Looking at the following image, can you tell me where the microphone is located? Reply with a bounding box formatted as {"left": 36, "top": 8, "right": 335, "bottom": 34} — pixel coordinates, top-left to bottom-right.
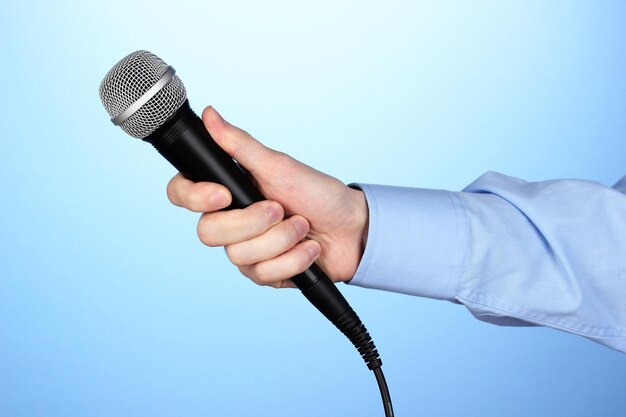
{"left": 99, "top": 50, "right": 393, "bottom": 416}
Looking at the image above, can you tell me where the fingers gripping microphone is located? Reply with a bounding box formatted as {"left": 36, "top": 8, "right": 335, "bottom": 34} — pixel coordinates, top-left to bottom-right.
{"left": 99, "top": 51, "right": 393, "bottom": 417}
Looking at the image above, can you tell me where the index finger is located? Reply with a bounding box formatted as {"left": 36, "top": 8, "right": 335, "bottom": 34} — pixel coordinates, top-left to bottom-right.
{"left": 166, "top": 173, "right": 232, "bottom": 213}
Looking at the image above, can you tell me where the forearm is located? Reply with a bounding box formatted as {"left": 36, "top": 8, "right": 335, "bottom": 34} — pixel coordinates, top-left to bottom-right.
{"left": 348, "top": 172, "right": 626, "bottom": 353}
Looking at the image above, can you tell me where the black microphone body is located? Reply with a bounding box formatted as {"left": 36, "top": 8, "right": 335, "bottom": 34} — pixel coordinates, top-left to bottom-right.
{"left": 145, "top": 100, "right": 373, "bottom": 337}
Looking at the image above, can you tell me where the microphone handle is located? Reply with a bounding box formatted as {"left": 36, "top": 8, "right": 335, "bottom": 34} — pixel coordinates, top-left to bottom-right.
{"left": 144, "top": 100, "right": 351, "bottom": 323}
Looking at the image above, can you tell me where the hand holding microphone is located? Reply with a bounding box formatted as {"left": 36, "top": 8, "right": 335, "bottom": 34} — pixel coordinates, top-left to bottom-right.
{"left": 99, "top": 50, "right": 393, "bottom": 417}
{"left": 166, "top": 105, "right": 369, "bottom": 289}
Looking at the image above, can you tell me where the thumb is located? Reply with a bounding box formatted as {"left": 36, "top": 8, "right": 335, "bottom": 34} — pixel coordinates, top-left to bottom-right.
{"left": 202, "top": 106, "right": 276, "bottom": 176}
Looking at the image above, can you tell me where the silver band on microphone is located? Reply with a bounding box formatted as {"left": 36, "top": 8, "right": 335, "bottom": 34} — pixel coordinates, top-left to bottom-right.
{"left": 111, "top": 66, "right": 176, "bottom": 126}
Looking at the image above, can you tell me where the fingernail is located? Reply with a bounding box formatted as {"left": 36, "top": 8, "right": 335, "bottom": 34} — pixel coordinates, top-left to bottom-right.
{"left": 267, "top": 203, "right": 283, "bottom": 222}
{"left": 293, "top": 217, "right": 308, "bottom": 235}
{"left": 210, "top": 190, "right": 230, "bottom": 208}
{"left": 307, "top": 243, "right": 321, "bottom": 260}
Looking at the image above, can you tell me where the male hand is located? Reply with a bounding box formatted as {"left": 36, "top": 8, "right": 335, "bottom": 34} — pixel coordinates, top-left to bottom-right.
{"left": 166, "top": 107, "right": 368, "bottom": 288}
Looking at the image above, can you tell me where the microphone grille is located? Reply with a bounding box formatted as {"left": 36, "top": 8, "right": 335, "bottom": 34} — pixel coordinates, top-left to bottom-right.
{"left": 99, "top": 50, "right": 187, "bottom": 138}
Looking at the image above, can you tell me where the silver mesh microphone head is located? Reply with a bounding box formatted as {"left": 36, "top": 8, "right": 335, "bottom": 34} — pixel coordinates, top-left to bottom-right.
{"left": 99, "top": 50, "right": 187, "bottom": 138}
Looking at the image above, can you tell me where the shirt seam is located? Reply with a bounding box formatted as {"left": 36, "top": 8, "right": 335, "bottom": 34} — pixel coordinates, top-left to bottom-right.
{"left": 448, "top": 191, "right": 471, "bottom": 300}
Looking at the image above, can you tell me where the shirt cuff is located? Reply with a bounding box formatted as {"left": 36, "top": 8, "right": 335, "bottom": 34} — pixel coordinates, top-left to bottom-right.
{"left": 346, "top": 183, "right": 469, "bottom": 301}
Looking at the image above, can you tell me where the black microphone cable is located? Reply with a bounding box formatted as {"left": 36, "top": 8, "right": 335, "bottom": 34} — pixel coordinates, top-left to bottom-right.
{"left": 375, "top": 367, "right": 394, "bottom": 417}
{"left": 99, "top": 50, "right": 394, "bottom": 417}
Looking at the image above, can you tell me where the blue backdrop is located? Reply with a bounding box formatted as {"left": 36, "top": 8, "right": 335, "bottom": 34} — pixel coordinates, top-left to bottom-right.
{"left": 1, "top": 1, "right": 624, "bottom": 416}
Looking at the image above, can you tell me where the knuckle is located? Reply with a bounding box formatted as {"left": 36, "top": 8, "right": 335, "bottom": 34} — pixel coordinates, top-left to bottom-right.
{"left": 239, "top": 266, "right": 263, "bottom": 286}
{"left": 237, "top": 265, "right": 249, "bottom": 276}
{"left": 225, "top": 245, "right": 244, "bottom": 266}
{"left": 188, "top": 190, "right": 205, "bottom": 211}
{"left": 271, "top": 152, "right": 298, "bottom": 176}
{"left": 196, "top": 216, "right": 218, "bottom": 246}
{"left": 166, "top": 177, "right": 180, "bottom": 205}
{"left": 252, "top": 264, "right": 274, "bottom": 284}
{"left": 272, "top": 151, "right": 293, "bottom": 165}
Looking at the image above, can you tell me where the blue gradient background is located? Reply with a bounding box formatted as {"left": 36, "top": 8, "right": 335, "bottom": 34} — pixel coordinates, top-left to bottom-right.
{"left": 1, "top": 1, "right": 625, "bottom": 416}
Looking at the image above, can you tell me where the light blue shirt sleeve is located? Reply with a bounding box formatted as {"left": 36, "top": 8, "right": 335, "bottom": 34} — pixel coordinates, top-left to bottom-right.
{"left": 348, "top": 171, "right": 626, "bottom": 353}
